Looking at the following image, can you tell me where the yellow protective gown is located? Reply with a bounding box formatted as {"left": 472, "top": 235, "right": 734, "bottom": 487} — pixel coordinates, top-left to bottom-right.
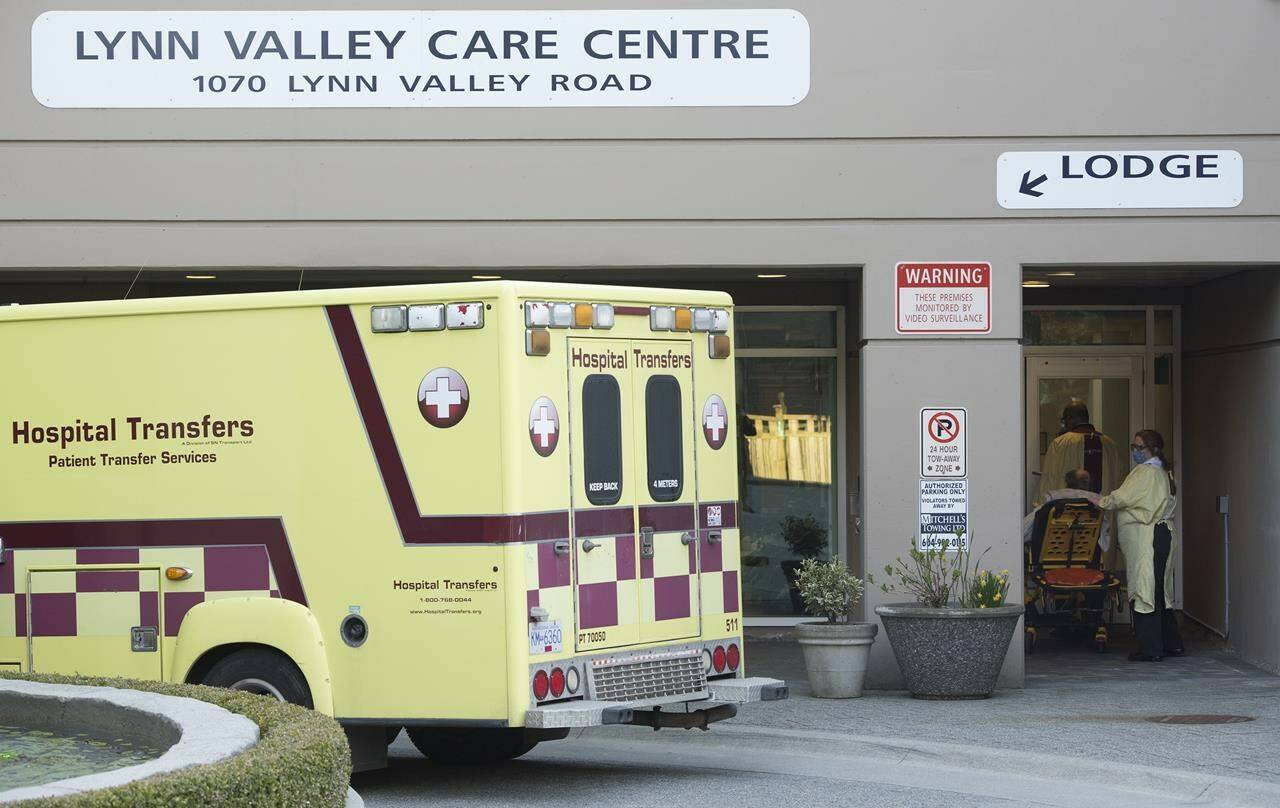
{"left": 1034, "top": 428, "right": 1123, "bottom": 508}
{"left": 1099, "top": 462, "right": 1176, "bottom": 614}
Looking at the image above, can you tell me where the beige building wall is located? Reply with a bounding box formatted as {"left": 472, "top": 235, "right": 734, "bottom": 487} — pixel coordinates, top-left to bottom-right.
{"left": 4, "top": 1, "right": 1280, "bottom": 681}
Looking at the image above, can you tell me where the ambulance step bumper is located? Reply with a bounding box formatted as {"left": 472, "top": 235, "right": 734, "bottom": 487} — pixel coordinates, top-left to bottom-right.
{"left": 524, "top": 701, "right": 640, "bottom": 729}
{"left": 706, "top": 676, "right": 789, "bottom": 703}
{"left": 525, "top": 678, "right": 787, "bottom": 729}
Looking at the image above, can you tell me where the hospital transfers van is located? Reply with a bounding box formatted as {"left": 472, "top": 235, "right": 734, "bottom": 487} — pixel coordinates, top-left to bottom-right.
{"left": 0, "top": 281, "right": 785, "bottom": 768}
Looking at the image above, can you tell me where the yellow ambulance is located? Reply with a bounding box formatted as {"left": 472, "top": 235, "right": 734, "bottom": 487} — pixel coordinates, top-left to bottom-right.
{"left": 0, "top": 281, "right": 784, "bottom": 768}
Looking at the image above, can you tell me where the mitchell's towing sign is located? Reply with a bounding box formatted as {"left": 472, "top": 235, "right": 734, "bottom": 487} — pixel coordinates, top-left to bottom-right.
{"left": 997, "top": 150, "right": 1243, "bottom": 210}
{"left": 31, "top": 9, "right": 810, "bottom": 108}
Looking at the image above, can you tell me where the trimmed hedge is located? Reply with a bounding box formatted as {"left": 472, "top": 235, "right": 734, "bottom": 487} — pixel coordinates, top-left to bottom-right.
{"left": 0, "top": 672, "right": 350, "bottom": 807}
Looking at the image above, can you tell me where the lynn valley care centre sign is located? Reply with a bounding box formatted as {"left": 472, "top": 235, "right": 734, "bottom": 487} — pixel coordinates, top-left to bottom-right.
{"left": 31, "top": 9, "right": 811, "bottom": 108}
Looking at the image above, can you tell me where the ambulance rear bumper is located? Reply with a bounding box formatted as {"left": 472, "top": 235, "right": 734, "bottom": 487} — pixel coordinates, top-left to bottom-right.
{"left": 524, "top": 676, "right": 787, "bottom": 729}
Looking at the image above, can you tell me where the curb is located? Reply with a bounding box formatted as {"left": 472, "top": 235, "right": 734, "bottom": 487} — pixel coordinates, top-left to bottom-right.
{"left": 0, "top": 679, "right": 258, "bottom": 803}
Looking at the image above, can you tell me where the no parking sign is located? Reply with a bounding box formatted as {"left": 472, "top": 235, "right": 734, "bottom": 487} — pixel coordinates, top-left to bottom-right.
{"left": 921, "top": 407, "right": 966, "bottom": 478}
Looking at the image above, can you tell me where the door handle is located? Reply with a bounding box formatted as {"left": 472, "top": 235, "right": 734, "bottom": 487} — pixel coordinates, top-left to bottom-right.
{"left": 582, "top": 539, "right": 600, "bottom": 552}
{"left": 553, "top": 540, "right": 570, "bottom": 556}
{"left": 680, "top": 532, "right": 696, "bottom": 546}
{"left": 639, "top": 527, "right": 655, "bottom": 559}
{"left": 706, "top": 531, "right": 722, "bottom": 545}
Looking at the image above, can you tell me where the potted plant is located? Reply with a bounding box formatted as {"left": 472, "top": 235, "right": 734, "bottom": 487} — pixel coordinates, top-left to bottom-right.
{"left": 869, "top": 536, "right": 1019, "bottom": 699}
{"left": 779, "top": 514, "right": 828, "bottom": 613}
{"left": 794, "top": 558, "right": 877, "bottom": 698}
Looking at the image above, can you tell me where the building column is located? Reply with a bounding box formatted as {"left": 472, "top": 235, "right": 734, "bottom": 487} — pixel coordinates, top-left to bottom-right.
{"left": 859, "top": 258, "right": 1025, "bottom": 687}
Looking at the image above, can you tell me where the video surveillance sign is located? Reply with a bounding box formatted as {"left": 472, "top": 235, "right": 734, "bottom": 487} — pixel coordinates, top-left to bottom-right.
{"left": 31, "top": 9, "right": 811, "bottom": 108}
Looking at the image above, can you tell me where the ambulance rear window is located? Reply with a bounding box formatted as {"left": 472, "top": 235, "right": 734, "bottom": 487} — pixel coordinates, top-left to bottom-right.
{"left": 582, "top": 374, "right": 623, "bottom": 506}
{"left": 645, "top": 376, "right": 683, "bottom": 502}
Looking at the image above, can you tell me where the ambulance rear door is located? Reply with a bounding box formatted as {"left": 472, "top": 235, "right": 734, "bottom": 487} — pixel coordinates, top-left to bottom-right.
{"left": 567, "top": 338, "right": 640, "bottom": 651}
{"left": 631, "top": 340, "right": 700, "bottom": 644}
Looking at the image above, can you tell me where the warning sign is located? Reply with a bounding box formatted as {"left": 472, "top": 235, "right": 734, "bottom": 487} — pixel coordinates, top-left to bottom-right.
{"left": 920, "top": 479, "right": 968, "bottom": 552}
{"left": 921, "top": 407, "right": 966, "bottom": 478}
{"left": 896, "top": 262, "right": 991, "bottom": 334}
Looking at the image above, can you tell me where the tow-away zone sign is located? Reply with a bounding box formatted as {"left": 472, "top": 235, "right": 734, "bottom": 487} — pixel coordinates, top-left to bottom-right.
{"left": 896, "top": 262, "right": 991, "bottom": 335}
{"left": 997, "top": 150, "right": 1243, "bottom": 210}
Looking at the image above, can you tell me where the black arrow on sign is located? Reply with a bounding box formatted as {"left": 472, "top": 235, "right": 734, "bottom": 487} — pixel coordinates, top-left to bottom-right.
{"left": 1019, "top": 171, "right": 1048, "bottom": 197}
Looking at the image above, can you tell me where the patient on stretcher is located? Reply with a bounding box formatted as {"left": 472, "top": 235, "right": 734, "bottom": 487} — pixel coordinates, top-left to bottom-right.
{"left": 1023, "top": 468, "right": 1111, "bottom": 551}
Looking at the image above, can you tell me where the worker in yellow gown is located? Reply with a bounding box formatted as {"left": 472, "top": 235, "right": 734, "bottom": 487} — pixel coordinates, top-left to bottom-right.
{"left": 1034, "top": 401, "right": 1122, "bottom": 508}
{"left": 1099, "top": 429, "right": 1185, "bottom": 662}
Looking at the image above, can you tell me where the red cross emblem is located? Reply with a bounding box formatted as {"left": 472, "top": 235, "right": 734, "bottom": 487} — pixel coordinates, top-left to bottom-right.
{"left": 529, "top": 396, "right": 560, "bottom": 457}
{"left": 703, "top": 394, "right": 728, "bottom": 450}
{"left": 417, "top": 368, "right": 469, "bottom": 428}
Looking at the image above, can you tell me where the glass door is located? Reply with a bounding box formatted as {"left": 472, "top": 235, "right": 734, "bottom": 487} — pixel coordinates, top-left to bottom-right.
{"left": 735, "top": 308, "right": 844, "bottom": 620}
{"left": 1025, "top": 355, "right": 1143, "bottom": 511}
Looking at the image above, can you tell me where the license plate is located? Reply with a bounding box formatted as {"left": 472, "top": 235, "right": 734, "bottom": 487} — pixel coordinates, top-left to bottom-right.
{"left": 529, "top": 621, "right": 563, "bottom": 655}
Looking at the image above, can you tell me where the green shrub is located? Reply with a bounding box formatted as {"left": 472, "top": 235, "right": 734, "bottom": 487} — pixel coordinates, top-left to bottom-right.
{"left": 0, "top": 672, "right": 350, "bottom": 808}
{"left": 794, "top": 557, "right": 864, "bottom": 623}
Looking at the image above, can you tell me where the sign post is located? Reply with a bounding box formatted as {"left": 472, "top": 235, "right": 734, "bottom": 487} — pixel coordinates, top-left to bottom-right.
{"left": 920, "top": 407, "right": 968, "bottom": 551}
{"left": 997, "top": 150, "right": 1243, "bottom": 210}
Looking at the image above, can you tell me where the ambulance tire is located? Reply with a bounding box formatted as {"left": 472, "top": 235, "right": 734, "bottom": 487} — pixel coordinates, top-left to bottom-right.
{"left": 202, "top": 648, "right": 314, "bottom": 709}
{"left": 406, "top": 728, "right": 538, "bottom": 765}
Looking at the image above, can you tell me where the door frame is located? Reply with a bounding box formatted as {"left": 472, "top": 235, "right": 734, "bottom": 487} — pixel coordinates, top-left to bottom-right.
{"left": 1023, "top": 304, "right": 1182, "bottom": 606}
{"left": 736, "top": 305, "right": 847, "bottom": 627}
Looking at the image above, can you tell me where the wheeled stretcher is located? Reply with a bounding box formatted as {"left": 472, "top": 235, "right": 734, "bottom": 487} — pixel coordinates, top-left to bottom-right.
{"left": 1024, "top": 499, "right": 1122, "bottom": 653}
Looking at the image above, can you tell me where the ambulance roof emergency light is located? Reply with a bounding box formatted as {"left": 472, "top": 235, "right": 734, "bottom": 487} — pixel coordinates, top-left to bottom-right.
{"left": 371, "top": 305, "right": 408, "bottom": 333}
{"left": 446, "top": 302, "right": 484, "bottom": 329}
{"left": 524, "top": 301, "right": 551, "bottom": 328}
{"left": 549, "top": 302, "right": 574, "bottom": 329}
{"left": 710, "top": 309, "right": 730, "bottom": 333}
{"left": 650, "top": 306, "right": 675, "bottom": 331}
{"left": 691, "top": 307, "right": 714, "bottom": 332}
{"left": 408, "top": 304, "right": 444, "bottom": 332}
{"left": 592, "top": 304, "right": 615, "bottom": 329}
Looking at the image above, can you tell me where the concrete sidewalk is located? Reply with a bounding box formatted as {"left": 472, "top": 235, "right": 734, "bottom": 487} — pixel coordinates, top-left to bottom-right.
{"left": 738, "top": 622, "right": 1280, "bottom": 793}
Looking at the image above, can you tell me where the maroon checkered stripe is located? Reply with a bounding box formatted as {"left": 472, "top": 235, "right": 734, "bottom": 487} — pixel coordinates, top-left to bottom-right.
{"left": 523, "top": 501, "right": 741, "bottom": 625}
{"left": 2, "top": 545, "right": 279, "bottom": 638}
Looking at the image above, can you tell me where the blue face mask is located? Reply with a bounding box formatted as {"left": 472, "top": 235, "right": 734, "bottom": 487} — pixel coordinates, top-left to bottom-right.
{"left": 1131, "top": 448, "right": 1148, "bottom": 464}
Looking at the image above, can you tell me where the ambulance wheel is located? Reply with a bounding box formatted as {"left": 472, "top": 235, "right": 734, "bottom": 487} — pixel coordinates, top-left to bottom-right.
{"left": 406, "top": 728, "right": 538, "bottom": 765}
{"left": 202, "top": 648, "right": 313, "bottom": 709}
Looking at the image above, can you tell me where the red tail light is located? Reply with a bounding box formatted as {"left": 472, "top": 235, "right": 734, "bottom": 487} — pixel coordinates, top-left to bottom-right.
{"left": 550, "top": 667, "right": 566, "bottom": 698}
{"left": 712, "top": 645, "right": 727, "bottom": 673}
{"left": 727, "top": 643, "right": 741, "bottom": 671}
{"left": 532, "top": 669, "right": 550, "bottom": 700}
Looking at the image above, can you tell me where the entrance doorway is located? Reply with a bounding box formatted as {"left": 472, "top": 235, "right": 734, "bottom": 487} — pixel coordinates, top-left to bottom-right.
{"left": 1023, "top": 305, "right": 1181, "bottom": 606}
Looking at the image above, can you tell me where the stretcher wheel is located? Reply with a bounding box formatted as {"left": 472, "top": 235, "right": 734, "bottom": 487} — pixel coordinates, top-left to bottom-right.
{"left": 408, "top": 727, "right": 539, "bottom": 764}
{"left": 1094, "top": 626, "right": 1108, "bottom": 653}
{"left": 1025, "top": 627, "right": 1037, "bottom": 654}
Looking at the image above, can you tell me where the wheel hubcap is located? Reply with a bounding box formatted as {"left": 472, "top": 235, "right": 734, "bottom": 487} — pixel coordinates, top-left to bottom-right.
{"left": 229, "top": 677, "right": 285, "bottom": 701}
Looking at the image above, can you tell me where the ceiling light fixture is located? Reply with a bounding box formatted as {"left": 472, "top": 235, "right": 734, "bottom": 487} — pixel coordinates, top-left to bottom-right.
{"left": 757, "top": 273, "right": 788, "bottom": 279}
{"left": 1046, "top": 272, "right": 1077, "bottom": 277}
{"left": 1022, "top": 281, "right": 1051, "bottom": 288}
{"left": 185, "top": 274, "right": 217, "bottom": 280}
{"left": 471, "top": 274, "right": 502, "bottom": 280}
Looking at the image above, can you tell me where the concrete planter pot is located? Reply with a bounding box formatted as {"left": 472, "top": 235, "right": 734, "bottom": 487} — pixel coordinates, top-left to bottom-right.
{"left": 795, "top": 621, "right": 879, "bottom": 698}
{"left": 874, "top": 603, "right": 1022, "bottom": 699}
